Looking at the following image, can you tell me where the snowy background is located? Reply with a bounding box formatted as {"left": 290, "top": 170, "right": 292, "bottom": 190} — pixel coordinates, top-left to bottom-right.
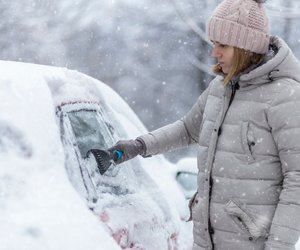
{"left": 1, "top": 0, "right": 300, "bottom": 161}
{"left": 1, "top": 1, "right": 300, "bottom": 156}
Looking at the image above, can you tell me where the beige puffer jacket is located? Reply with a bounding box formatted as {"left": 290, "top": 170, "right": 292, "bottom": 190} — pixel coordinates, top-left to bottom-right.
{"left": 139, "top": 36, "right": 300, "bottom": 250}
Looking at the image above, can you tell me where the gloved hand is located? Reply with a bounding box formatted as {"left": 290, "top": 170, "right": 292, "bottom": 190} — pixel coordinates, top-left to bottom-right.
{"left": 108, "top": 139, "right": 145, "bottom": 164}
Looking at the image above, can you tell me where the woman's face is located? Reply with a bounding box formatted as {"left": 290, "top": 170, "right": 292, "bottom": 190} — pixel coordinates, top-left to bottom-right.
{"left": 211, "top": 41, "right": 235, "bottom": 74}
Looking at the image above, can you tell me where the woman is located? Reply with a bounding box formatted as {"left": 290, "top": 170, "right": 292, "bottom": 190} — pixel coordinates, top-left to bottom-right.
{"left": 109, "top": 0, "right": 300, "bottom": 249}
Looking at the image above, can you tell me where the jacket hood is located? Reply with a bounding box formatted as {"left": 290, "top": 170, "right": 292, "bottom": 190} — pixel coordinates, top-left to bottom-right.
{"left": 239, "top": 36, "right": 300, "bottom": 87}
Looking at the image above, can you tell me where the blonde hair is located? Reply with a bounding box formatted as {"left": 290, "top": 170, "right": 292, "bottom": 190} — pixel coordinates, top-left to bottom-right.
{"left": 213, "top": 47, "right": 264, "bottom": 85}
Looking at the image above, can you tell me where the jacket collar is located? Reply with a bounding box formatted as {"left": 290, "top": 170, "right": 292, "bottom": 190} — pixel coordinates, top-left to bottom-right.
{"left": 238, "top": 36, "right": 300, "bottom": 88}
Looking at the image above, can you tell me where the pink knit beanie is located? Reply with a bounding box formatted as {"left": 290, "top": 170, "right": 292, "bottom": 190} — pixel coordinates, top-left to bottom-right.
{"left": 207, "top": 0, "right": 270, "bottom": 54}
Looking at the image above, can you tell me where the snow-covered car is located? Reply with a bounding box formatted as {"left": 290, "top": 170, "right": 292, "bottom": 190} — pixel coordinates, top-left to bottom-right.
{"left": 174, "top": 157, "right": 198, "bottom": 199}
{"left": 0, "top": 60, "right": 192, "bottom": 250}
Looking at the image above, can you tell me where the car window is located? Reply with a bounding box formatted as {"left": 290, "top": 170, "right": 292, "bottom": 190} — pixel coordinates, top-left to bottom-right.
{"left": 176, "top": 171, "right": 197, "bottom": 192}
{"left": 56, "top": 102, "right": 140, "bottom": 205}
{"left": 67, "top": 109, "right": 114, "bottom": 158}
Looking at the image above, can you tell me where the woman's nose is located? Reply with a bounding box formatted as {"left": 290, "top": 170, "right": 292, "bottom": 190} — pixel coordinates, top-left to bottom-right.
{"left": 211, "top": 47, "right": 220, "bottom": 58}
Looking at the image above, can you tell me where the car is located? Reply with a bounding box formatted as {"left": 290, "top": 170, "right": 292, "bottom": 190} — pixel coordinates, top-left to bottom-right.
{"left": 0, "top": 60, "right": 192, "bottom": 250}
{"left": 0, "top": 61, "right": 121, "bottom": 250}
{"left": 174, "top": 157, "right": 198, "bottom": 200}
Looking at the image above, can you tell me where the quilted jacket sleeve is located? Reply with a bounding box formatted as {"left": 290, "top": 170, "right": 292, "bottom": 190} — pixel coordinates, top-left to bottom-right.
{"left": 138, "top": 83, "right": 211, "bottom": 157}
{"left": 265, "top": 80, "right": 300, "bottom": 250}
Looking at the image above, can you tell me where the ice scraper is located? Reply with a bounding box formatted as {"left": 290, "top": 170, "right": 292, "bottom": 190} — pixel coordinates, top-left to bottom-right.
{"left": 86, "top": 149, "right": 123, "bottom": 175}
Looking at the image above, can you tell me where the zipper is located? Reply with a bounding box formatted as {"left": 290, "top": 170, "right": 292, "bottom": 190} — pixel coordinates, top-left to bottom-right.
{"left": 207, "top": 81, "right": 239, "bottom": 248}
{"left": 218, "top": 81, "right": 239, "bottom": 135}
